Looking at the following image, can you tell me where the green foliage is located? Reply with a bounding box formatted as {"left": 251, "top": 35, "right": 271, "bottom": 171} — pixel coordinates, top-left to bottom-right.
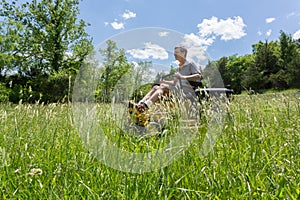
{"left": 0, "top": 0, "right": 93, "bottom": 103}
{"left": 0, "top": 82, "right": 10, "bottom": 102}
{"left": 242, "top": 62, "right": 266, "bottom": 92}
{"left": 279, "top": 31, "right": 300, "bottom": 88}
{"left": 130, "top": 83, "right": 153, "bottom": 102}
{"left": 96, "top": 40, "right": 133, "bottom": 103}
{"left": 217, "top": 55, "right": 253, "bottom": 93}
{"left": 73, "top": 54, "right": 100, "bottom": 103}
{"left": 216, "top": 31, "right": 300, "bottom": 93}
{"left": 202, "top": 61, "right": 224, "bottom": 87}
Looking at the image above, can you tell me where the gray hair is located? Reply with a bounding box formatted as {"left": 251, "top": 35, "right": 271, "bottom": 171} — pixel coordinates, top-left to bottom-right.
{"left": 174, "top": 46, "right": 187, "bottom": 57}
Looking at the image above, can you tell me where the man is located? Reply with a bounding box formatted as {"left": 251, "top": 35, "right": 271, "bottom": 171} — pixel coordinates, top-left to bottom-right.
{"left": 128, "top": 46, "right": 202, "bottom": 126}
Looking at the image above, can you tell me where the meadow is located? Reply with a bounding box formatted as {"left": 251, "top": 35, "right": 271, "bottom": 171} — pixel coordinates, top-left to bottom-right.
{"left": 0, "top": 91, "right": 299, "bottom": 199}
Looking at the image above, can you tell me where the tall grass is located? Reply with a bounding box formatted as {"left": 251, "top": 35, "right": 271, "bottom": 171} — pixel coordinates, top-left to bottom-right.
{"left": 0, "top": 91, "right": 299, "bottom": 199}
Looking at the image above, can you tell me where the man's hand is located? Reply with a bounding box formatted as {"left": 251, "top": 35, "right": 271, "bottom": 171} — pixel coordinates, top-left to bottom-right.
{"left": 174, "top": 72, "right": 183, "bottom": 79}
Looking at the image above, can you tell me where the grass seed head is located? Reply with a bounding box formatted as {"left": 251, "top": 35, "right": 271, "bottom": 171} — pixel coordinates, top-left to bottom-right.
{"left": 28, "top": 168, "right": 43, "bottom": 176}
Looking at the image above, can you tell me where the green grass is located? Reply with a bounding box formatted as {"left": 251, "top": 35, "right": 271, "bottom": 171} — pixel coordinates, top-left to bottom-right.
{"left": 0, "top": 91, "right": 300, "bottom": 199}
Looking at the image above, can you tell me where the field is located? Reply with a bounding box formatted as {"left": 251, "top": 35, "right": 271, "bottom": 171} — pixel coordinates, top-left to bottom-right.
{"left": 0, "top": 91, "right": 300, "bottom": 199}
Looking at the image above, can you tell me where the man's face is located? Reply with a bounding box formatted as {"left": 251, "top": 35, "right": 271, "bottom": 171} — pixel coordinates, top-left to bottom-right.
{"left": 174, "top": 48, "right": 185, "bottom": 61}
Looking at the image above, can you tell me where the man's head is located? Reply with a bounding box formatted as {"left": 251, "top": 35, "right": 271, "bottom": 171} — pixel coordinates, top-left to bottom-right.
{"left": 174, "top": 46, "right": 187, "bottom": 63}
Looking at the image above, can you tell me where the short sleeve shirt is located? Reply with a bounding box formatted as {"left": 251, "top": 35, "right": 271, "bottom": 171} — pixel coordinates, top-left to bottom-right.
{"left": 177, "top": 61, "right": 201, "bottom": 87}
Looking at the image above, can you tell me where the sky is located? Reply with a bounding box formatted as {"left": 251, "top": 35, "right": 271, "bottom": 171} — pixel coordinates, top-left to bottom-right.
{"left": 78, "top": 0, "right": 300, "bottom": 65}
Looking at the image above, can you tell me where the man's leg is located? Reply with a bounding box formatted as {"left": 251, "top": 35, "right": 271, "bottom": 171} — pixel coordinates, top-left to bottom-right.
{"left": 139, "top": 85, "right": 160, "bottom": 103}
{"left": 137, "top": 85, "right": 170, "bottom": 112}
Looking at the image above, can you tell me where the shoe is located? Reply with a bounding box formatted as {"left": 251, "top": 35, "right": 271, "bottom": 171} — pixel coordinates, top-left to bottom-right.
{"left": 128, "top": 100, "right": 150, "bottom": 127}
{"left": 136, "top": 102, "right": 149, "bottom": 113}
{"left": 128, "top": 100, "right": 135, "bottom": 114}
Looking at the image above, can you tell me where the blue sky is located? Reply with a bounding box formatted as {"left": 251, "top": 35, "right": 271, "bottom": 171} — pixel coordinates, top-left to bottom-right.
{"left": 78, "top": 0, "right": 300, "bottom": 62}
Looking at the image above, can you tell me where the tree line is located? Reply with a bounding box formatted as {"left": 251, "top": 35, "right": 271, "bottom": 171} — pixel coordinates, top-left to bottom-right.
{"left": 215, "top": 31, "right": 300, "bottom": 94}
{"left": 1, "top": 0, "right": 299, "bottom": 103}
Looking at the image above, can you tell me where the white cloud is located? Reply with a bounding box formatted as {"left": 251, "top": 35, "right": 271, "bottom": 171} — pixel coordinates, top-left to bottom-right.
{"left": 126, "top": 42, "right": 169, "bottom": 60}
{"left": 178, "top": 16, "right": 247, "bottom": 65}
{"left": 287, "top": 12, "right": 300, "bottom": 18}
{"left": 265, "top": 17, "right": 276, "bottom": 24}
{"left": 293, "top": 29, "right": 300, "bottom": 40}
{"left": 106, "top": 10, "right": 136, "bottom": 30}
{"left": 111, "top": 21, "right": 124, "bottom": 30}
{"left": 197, "top": 16, "right": 246, "bottom": 41}
{"left": 287, "top": 12, "right": 295, "bottom": 18}
{"left": 257, "top": 31, "right": 263, "bottom": 36}
{"left": 183, "top": 33, "right": 214, "bottom": 47}
{"left": 122, "top": 10, "right": 136, "bottom": 20}
{"left": 181, "top": 33, "right": 210, "bottom": 65}
{"left": 158, "top": 31, "right": 169, "bottom": 37}
{"left": 266, "top": 29, "right": 272, "bottom": 37}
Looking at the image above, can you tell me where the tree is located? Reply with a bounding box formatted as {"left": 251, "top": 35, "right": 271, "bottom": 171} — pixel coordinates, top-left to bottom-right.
{"left": 278, "top": 31, "right": 300, "bottom": 88}
{"left": 250, "top": 40, "right": 281, "bottom": 90}
{"left": 215, "top": 55, "right": 254, "bottom": 94}
{"left": 0, "top": 0, "right": 93, "bottom": 102}
{"left": 0, "top": 1, "right": 26, "bottom": 79}
{"left": 216, "top": 56, "right": 230, "bottom": 86}
{"left": 241, "top": 59, "right": 263, "bottom": 92}
{"left": 202, "top": 60, "right": 224, "bottom": 88}
{"left": 97, "top": 40, "right": 132, "bottom": 103}
{"left": 129, "top": 61, "right": 155, "bottom": 102}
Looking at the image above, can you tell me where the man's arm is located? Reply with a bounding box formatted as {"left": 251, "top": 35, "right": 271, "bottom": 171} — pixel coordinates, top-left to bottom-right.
{"left": 160, "top": 79, "right": 177, "bottom": 86}
{"left": 174, "top": 72, "right": 201, "bottom": 81}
